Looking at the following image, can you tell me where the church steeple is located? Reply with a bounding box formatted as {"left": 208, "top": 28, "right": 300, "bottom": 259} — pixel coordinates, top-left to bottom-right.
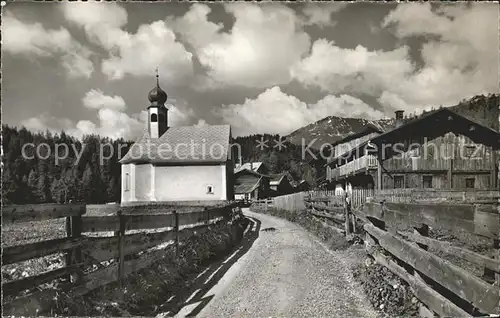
{"left": 147, "top": 68, "right": 168, "bottom": 138}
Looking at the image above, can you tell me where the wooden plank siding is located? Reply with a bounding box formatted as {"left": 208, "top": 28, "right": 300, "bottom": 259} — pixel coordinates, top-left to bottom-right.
{"left": 379, "top": 133, "right": 498, "bottom": 190}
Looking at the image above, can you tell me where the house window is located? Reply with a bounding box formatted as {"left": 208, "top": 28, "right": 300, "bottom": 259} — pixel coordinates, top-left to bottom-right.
{"left": 151, "top": 113, "right": 158, "bottom": 122}
{"left": 423, "top": 175, "right": 433, "bottom": 188}
{"left": 125, "top": 173, "right": 130, "bottom": 191}
{"left": 465, "top": 178, "right": 475, "bottom": 189}
{"left": 206, "top": 185, "right": 214, "bottom": 194}
{"left": 394, "top": 175, "right": 404, "bottom": 189}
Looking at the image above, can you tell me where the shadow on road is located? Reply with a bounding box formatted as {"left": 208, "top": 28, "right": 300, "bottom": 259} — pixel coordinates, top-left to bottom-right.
{"left": 158, "top": 216, "right": 261, "bottom": 317}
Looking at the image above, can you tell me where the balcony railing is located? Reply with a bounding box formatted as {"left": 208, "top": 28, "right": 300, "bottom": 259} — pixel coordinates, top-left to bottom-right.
{"left": 330, "top": 155, "right": 378, "bottom": 180}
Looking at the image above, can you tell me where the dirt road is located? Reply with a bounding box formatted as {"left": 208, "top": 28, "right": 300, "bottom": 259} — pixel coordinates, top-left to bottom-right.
{"left": 173, "top": 209, "right": 379, "bottom": 318}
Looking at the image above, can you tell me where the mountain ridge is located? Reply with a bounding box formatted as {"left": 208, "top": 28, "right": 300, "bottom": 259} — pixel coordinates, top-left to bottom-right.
{"left": 286, "top": 94, "right": 499, "bottom": 150}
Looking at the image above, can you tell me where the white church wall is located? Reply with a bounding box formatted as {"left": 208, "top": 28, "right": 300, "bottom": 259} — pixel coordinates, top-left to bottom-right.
{"left": 154, "top": 164, "right": 227, "bottom": 201}
{"left": 135, "top": 164, "right": 153, "bottom": 201}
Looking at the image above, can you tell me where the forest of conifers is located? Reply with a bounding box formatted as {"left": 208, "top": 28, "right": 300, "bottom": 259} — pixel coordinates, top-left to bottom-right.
{"left": 2, "top": 126, "right": 322, "bottom": 205}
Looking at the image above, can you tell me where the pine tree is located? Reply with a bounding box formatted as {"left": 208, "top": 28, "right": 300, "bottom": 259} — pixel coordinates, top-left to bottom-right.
{"left": 107, "top": 176, "right": 118, "bottom": 203}
{"left": 81, "top": 163, "right": 93, "bottom": 203}
{"left": 27, "top": 170, "right": 38, "bottom": 203}
{"left": 51, "top": 179, "right": 61, "bottom": 203}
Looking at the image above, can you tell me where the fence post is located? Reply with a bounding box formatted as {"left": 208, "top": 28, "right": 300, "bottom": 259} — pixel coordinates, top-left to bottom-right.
{"left": 483, "top": 238, "right": 499, "bottom": 284}
{"left": 65, "top": 205, "right": 85, "bottom": 284}
{"left": 205, "top": 207, "right": 210, "bottom": 225}
{"left": 413, "top": 224, "right": 429, "bottom": 251}
{"left": 117, "top": 210, "right": 126, "bottom": 293}
{"left": 344, "top": 199, "right": 351, "bottom": 236}
{"left": 351, "top": 211, "right": 357, "bottom": 234}
{"left": 173, "top": 210, "right": 179, "bottom": 257}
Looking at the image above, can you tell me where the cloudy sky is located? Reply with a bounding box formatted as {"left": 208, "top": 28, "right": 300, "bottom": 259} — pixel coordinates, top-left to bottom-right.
{"left": 3, "top": 2, "right": 498, "bottom": 139}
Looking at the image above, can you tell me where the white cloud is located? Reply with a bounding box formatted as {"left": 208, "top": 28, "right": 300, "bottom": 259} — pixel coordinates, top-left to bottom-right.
{"left": 21, "top": 90, "right": 195, "bottom": 140}
{"left": 3, "top": 11, "right": 94, "bottom": 78}
{"left": 301, "top": 3, "right": 346, "bottom": 27}
{"left": 292, "top": 3, "right": 497, "bottom": 114}
{"left": 195, "top": 119, "right": 207, "bottom": 127}
{"left": 83, "top": 89, "right": 126, "bottom": 111}
{"left": 61, "top": 2, "right": 194, "bottom": 82}
{"left": 217, "top": 86, "right": 383, "bottom": 136}
{"left": 21, "top": 114, "right": 74, "bottom": 134}
{"left": 291, "top": 39, "right": 413, "bottom": 97}
{"left": 74, "top": 102, "right": 194, "bottom": 140}
{"left": 76, "top": 91, "right": 194, "bottom": 139}
{"left": 380, "top": 2, "right": 498, "bottom": 110}
{"left": 170, "top": 3, "right": 311, "bottom": 89}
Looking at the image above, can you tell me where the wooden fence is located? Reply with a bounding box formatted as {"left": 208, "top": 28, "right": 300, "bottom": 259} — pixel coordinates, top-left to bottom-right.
{"left": 2, "top": 203, "right": 241, "bottom": 316}
{"left": 372, "top": 188, "right": 499, "bottom": 204}
{"left": 309, "top": 188, "right": 498, "bottom": 207}
{"left": 262, "top": 190, "right": 500, "bottom": 316}
{"left": 356, "top": 201, "right": 499, "bottom": 317}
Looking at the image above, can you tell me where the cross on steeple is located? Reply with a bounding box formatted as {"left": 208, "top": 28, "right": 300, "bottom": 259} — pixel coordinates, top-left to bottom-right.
{"left": 155, "top": 67, "right": 159, "bottom": 85}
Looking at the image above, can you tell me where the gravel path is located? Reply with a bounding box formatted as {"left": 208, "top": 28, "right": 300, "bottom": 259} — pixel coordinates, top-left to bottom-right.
{"left": 181, "top": 209, "right": 379, "bottom": 318}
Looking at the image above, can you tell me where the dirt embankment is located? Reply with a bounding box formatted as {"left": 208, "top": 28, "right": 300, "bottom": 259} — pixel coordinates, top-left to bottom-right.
{"left": 250, "top": 205, "right": 352, "bottom": 250}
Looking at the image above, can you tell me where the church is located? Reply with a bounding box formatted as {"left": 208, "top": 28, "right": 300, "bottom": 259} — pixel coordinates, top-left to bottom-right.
{"left": 120, "top": 73, "right": 234, "bottom": 205}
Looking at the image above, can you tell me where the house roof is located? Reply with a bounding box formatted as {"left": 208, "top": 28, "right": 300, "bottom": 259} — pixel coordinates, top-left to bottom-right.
{"left": 269, "top": 173, "right": 286, "bottom": 186}
{"left": 234, "top": 172, "right": 262, "bottom": 194}
{"left": 120, "top": 124, "right": 231, "bottom": 164}
{"left": 234, "top": 168, "right": 269, "bottom": 178}
{"left": 372, "top": 107, "right": 500, "bottom": 157}
{"left": 234, "top": 162, "right": 263, "bottom": 174}
{"left": 326, "top": 107, "right": 500, "bottom": 167}
{"left": 329, "top": 123, "right": 384, "bottom": 148}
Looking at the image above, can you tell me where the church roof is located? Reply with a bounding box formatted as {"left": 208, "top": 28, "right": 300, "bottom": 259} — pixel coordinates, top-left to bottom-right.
{"left": 120, "top": 124, "right": 231, "bottom": 164}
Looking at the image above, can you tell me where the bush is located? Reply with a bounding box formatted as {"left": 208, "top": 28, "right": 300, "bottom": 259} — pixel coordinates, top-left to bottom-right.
{"left": 43, "top": 217, "right": 248, "bottom": 317}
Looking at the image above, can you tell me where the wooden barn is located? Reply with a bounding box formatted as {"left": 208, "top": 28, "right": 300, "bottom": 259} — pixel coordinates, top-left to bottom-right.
{"left": 327, "top": 102, "right": 500, "bottom": 191}
{"left": 294, "top": 180, "right": 310, "bottom": 192}
{"left": 268, "top": 173, "right": 294, "bottom": 196}
{"left": 234, "top": 161, "right": 267, "bottom": 175}
{"left": 234, "top": 169, "right": 270, "bottom": 201}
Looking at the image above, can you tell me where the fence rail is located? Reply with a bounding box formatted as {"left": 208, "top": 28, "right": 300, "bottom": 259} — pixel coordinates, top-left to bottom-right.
{"left": 372, "top": 189, "right": 499, "bottom": 203}
{"left": 357, "top": 201, "right": 499, "bottom": 316}
{"left": 2, "top": 203, "right": 241, "bottom": 316}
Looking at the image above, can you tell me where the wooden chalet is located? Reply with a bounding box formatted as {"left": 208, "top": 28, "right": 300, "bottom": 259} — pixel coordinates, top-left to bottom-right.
{"left": 234, "top": 168, "right": 270, "bottom": 201}
{"left": 234, "top": 161, "right": 267, "bottom": 175}
{"left": 294, "top": 180, "right": 310, "bottom": 192}
{"left": 327, "top": 106, "right": 500, "bottom": 191}
{"left": 268, "top": 173, "right": 294, "bottom": 196}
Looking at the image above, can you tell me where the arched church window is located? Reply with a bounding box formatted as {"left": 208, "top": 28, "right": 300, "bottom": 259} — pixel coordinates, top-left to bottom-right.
{"left": 151, "top": 113, "right": 158, "bottom": 122}
{"left": 158, "top": 113, "right": 164, "bottom": 124}
{"left": 125, "top": 173, "right": 130, "bottom": 191}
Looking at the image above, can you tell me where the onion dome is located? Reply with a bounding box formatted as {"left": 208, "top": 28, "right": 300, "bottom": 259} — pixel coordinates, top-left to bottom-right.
{"left": 148, "top": 71, "right": 167, "bottom": 105}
